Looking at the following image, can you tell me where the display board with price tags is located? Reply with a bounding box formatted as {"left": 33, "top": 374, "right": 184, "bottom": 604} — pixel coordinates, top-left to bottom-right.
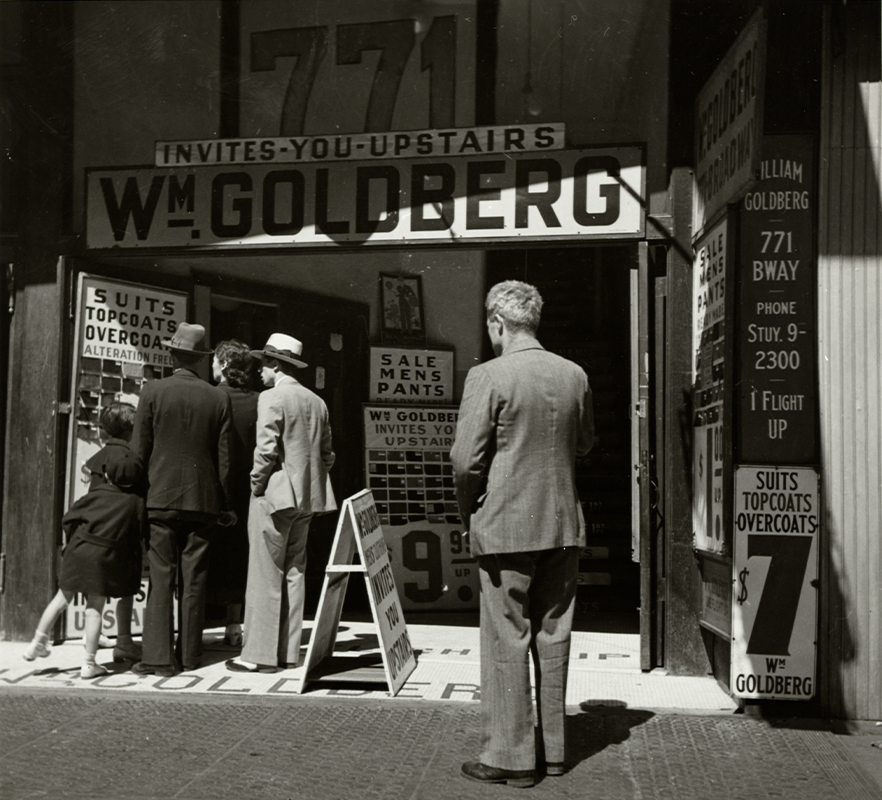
{"left": 731, "top": 465, "right": 819, "bottom": 699}
{"left": 363, "top": 404, "right": 479, "bottom": 611}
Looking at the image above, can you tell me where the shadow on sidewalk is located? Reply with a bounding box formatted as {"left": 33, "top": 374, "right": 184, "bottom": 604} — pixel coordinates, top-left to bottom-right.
{"left": 566, "top": 703, "right": 655, "bottom": 765}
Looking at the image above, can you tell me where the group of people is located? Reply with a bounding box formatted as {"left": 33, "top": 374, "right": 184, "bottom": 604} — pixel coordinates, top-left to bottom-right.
{"left": 24, "top": 325, "right": 336, "bottom": 679}
{"left": 24, "top": 279, "right": 595, "bottom": 788}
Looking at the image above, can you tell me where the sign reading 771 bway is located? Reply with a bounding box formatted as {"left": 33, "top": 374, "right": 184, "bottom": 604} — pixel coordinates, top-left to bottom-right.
{"left": 731, "top": 466, "right": 819, "bottom": 699}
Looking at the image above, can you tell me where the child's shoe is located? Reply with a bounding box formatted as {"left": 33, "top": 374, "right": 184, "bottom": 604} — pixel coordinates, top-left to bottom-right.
{"left": 23, "top": 634, "right": 51, "bottom": 661}
{"left": 224, "top": 623, "right": 243, "bottom": 647}
{"left": 81, "top": 662, "right": 109, "bottom": 680}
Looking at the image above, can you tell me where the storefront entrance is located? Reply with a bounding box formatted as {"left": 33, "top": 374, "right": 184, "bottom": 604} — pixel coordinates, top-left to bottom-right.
{"left": 487, "top": 246, "right": 640, "bottom": 628}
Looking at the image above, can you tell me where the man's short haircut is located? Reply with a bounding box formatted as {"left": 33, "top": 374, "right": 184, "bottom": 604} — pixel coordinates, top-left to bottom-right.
{"left": 99, "top": 401, "right": 136, "bottom": 438}
{"left": 485, "top": 280, "right": 543, "bottom": 334}
{"left": 263, "top": 356, "right": 298, "bottom": 377}
{"left": 171, "top": 350, "right": 204, "bottom": 369}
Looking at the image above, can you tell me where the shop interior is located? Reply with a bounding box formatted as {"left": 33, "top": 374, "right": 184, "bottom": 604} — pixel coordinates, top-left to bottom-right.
{"left": 80, "top": 242, "right": 640, "bottom": 634}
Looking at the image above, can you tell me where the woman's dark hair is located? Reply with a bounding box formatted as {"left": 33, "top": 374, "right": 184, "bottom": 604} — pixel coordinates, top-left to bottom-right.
{"left": 99, "top": 401, "right": 136, "bottom": 438}
{"left": 215, "top": 339, "right": 253, "bottom": 389}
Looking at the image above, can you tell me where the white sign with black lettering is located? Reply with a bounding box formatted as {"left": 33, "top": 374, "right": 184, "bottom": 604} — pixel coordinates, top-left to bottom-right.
{"left": 369, "top": 346, "right": 453, "bottom": 403}
{"left": 731, "top": 466, "right": 819, "bottom": 699}
{"left": 85, "top": 146, "right": 645, "bottom": 249}
{"left": 300, "top": 489, "right": 416, "bottom": 695}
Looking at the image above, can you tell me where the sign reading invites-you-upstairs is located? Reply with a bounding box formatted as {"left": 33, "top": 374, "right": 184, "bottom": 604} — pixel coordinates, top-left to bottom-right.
{"left": 85, "top": 142, "right": 645, "bottom": 249}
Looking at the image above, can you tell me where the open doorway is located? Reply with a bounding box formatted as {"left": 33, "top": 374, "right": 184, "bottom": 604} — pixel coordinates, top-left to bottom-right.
{"left": 486, "top": 246, "right": 640, "bottom": 633}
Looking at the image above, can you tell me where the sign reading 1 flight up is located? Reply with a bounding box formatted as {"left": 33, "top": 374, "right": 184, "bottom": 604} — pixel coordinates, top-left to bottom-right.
{"left": 736, "top": 134, "right": 817, "bottom": 464}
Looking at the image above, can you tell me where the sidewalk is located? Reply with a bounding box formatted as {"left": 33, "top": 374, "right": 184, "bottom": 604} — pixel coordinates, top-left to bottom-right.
{"left": 0, "top": 616, "right": 735, "bottom": 709}
{"left": 2, "top": 617, "right": 881, "bottom": 800}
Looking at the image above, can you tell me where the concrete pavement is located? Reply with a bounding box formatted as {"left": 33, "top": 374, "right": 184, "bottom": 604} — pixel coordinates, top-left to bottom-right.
{"left": 2, "top": 616, "right": 881, "bottom": 799}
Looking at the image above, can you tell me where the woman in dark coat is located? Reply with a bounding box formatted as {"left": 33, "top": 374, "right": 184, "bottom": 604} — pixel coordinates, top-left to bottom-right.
{"left": 207, "top": 339, "right": 259, "bottom": 646}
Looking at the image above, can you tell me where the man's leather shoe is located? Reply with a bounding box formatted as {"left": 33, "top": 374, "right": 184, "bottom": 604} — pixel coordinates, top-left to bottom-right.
{"left": 545, "top": 761, "right": 567, "bottom": 776}
{"left": 461, "top": 761, "right": 535, "bottom": 788}
{"left": 225, "top": 659, "right": 281, "bottom": 674}
{"left": 131, "top": 661, "right": 179, "bottom": 677}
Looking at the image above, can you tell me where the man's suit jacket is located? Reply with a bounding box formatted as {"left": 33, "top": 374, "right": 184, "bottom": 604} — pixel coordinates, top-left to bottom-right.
{"left": 133, "top": 369, "right": 233, "bottom": 516}
{"left": 450, "top": 340, "right": 595, "bottom": 556}
{"left": 250, "top": 374, "right": 337, "bottom": 515}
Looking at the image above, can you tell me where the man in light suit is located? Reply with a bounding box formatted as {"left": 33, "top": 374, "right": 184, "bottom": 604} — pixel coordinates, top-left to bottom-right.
{"left": 227, "top": 333, "right": 336, "bottom": 674}
{"left": 131, "top": 323, "right": 234, "bottom": 677}
{"left": 451, "top": 281, "right": 595, "bottom": 788}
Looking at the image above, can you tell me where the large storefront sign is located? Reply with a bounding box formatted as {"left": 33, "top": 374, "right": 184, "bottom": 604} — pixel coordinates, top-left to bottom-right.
{"left": 66, "top": 275, "right": 188, "bottom": 509}
{"left": 692, "top": 218, "right": 731, "bottom": 555}
{"left": 238, "top": 1, "right": 477, "bottom": 137}
{"left": 736, "top": 134, "right": 817, "bottom": 463}
{"left": 731, "top": 466, "right": 819, "bottom": 699}
{"left": 85, "top": 146, "right": 646, "bottom": 249}
{"left": 363, "top": 404, "right": 478, "bottom": 611}
{"left": 692, "top": 7, "right": 766, "bottom": 238}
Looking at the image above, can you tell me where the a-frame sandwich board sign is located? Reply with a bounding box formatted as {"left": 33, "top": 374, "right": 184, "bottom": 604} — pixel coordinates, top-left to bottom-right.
{"left": 296, "top": 489, "right": 417, "bottom": 695}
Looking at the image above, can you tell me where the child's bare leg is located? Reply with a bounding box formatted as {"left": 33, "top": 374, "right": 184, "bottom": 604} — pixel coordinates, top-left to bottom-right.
{"left": 23, "top": 590, "right": 73, "bottom": 660}
{"left": 82, "top": 595, "right": 109, "bottom": 679}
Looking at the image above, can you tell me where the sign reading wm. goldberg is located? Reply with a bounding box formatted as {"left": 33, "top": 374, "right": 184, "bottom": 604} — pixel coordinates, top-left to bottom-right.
{"left": 692, "top": 8, "right": 766, "bottom": 239}
{"left": 85, "top": 145, "right": 645, "bottom": 249}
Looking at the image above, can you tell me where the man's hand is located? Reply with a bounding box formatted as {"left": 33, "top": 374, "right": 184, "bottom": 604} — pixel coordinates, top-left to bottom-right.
{"left": 218, "top": 510, "right": 238, "bottom": 527}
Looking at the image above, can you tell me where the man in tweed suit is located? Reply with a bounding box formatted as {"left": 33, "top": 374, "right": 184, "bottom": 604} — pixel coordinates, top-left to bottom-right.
{"left": 451, "top": 281, "right": 595, "bottom": 788}
{"left": 226, "top": 333, "right": 336, "bottom": 674}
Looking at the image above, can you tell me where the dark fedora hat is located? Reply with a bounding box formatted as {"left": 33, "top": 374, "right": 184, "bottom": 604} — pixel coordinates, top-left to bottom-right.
{"left": 162, "top": 322, "right": 213, "bottom": 355}
{"left": 250, "top": 333, "right": 308, "bottom": 368}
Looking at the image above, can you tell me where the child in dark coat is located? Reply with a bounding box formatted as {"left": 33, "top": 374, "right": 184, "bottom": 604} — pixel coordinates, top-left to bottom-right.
{"left": 23, "top": 449, "right": 146, "bottom": 679}
{"left": 81, "top": 401, "right": 144, "bottom": 662}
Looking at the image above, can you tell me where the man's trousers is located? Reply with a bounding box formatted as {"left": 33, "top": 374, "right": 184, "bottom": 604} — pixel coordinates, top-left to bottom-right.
{"left": 477, "top": 547, "right": 580, "bottom": 771}
{"left": 142, "top": 516, "right": 215, "bottom": 669}
{"left": 241, "top": 495, "right": 314, "bottom": 667}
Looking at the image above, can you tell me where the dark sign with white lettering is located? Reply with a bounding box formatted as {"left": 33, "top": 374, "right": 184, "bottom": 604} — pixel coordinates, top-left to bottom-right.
{"left": 736, "top": 135, "right": 816, "bottom": 463}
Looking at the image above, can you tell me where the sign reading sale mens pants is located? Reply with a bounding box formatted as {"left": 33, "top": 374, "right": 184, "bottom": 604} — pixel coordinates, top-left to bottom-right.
{"left": 732, "top": 466, "right": 819, "bottom": 699}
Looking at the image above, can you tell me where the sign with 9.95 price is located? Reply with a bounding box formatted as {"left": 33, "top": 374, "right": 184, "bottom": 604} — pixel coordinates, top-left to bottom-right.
{"left": 363, "top": 404, "right": 479, "bottom": 611}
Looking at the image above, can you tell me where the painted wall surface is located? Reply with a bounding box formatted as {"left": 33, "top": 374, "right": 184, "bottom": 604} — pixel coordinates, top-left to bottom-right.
{"left": 73, "top": 1, "right": 223, "bottom": 214}
{"left": 495, "top": 0, "right": 669, "bottom": 213}
{"left": 817, "top": 2, "right": 882, "bottom": 721}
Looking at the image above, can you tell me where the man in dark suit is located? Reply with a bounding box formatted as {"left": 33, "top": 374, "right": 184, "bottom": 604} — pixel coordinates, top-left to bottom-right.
{"left": 451, "top": 281, "right": 595, "bottom": 788}
{"left": 131, "top": 323, "right": 234, "bottom": 676}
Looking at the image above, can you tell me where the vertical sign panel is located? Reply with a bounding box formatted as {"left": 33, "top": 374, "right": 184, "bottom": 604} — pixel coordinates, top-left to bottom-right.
{"left": 64, "top": 275, "right": 187, "bottom": 638}
{"left": 692, "top": 219, "right": 728, "bottom": 555}
{"left": 732, "top": 466, "right": 819, "bottom": 699}
{"left": 737, "top": 135, "right": 816, "bottom": 463}
{"left": 66, "top": 276, "right": 188, "bottom": 506}
{"left": 363, "top": 404, "right": 478, "bottom": 611}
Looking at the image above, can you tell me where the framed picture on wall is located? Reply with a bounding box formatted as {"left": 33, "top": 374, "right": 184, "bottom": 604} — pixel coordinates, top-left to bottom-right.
{"left": 380, "top": 272, "right": 425, "bottom": 346}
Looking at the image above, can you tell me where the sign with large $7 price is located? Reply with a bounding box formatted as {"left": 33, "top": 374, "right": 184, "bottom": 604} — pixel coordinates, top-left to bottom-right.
{"left": 732, "top": 466, "right": 819, "bottom": 699}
